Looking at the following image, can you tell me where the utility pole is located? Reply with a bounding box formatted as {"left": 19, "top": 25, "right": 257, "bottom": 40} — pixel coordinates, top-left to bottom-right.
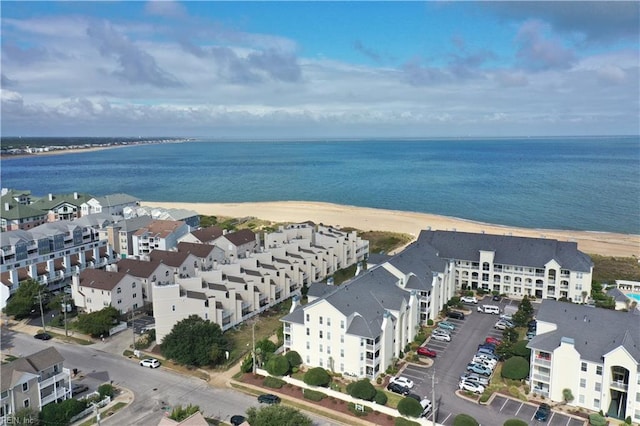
{"left": 131, "top": 308, "right": 135, "bottom": 349}
{"left": 252, "top": 321, "right": 256, "bottom": 374}
{"left": 431, "top": 364, "right": 436, "bottom": 426}
{"left": 37, "top": 288, "right": 46, "bottom": 333}
{"left": 62, "top": 292, "right": 68, "bottom": 337}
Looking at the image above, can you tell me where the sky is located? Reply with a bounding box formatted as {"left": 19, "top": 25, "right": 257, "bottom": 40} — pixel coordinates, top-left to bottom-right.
{"left": 1, "top": 1, "right": 639, "bottom": 138}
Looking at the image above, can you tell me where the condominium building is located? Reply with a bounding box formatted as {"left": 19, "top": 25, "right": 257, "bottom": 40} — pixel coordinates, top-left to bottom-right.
{"left": 282, "top": 230, "right": 593, "bottom": 379}
{"left": 131, "top": 220, "right": 190, "bottom": 256}
{"left": 417, "top": 230, "right": 593, "bottom": 302}
{"left": 0, "top": 221, "right": 113, "bottom": 308}
{"left": 104, "top": 215, "right": 154, "bottom": 259}
{"left": 212, "top": 229, "right": 259, "bottom": 260}
{"left": 179, "top": 226, "right": 224, "bottom": 244}
{"left": 71, "top": 268, "right": 143, "bottom": 314}
{"left": 527, "top": 300, "right": 639, "bottom": 422}
{"left": 1, "top": 191, "right": 47, "bottom": 232}
{"left": 0, "top": 347, "right": 71, "bottom": 424}
{"left": 30, "top": 192, "right": 93, "bottom": 222}
{"left": 81, "top": 193, "right": 140, "bottom": 216}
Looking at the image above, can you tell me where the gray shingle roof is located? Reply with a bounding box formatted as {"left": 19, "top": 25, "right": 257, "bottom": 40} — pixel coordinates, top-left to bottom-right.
{"left": 1, "top": 347, "right": 64, "bottom": 392}
{"left": 224, "top": 229, "right": 256, "bottom": 246}
{"left": 94, "top": 193, "right": 139, "bottom": 207}
{"left": 418, "top": 230, "right": 593, "bottom": 272}
{"left": 177, "top": 241, "right": 218, "bottom": 258}
{"left": 307, "top": 283, "right": 336, "bottom": 299}
{"left": 528, "top": 300, "right": 640, "bottom": 363}
{"left": 116, "top": 258, "right": 163, "bottom": 278}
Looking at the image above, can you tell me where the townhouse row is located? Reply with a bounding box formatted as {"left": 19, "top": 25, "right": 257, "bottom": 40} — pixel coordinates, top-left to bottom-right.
{"left": 282, "top": 229, "right": 594, "bottom": 380}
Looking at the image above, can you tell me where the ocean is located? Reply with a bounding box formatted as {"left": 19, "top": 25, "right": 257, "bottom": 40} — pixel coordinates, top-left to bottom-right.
{"left": 1, "top": 136, "right": 639, "bottom": 234}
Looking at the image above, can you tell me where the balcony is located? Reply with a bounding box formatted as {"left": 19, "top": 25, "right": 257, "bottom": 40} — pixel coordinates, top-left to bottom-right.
{"left": 610, "top": 380, "right": 628, "bottom": 391}
{"left": 534, "top": 357, "right": 551, "bottom": 367}
{"left": 533, "top": 373, "right": 550, "bottom": 382}
{"left": 284, "top": 324, "right": 291, "bottom": 333}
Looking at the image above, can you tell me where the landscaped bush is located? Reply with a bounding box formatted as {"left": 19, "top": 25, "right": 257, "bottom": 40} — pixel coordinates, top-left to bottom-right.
{"left": 263, "top": 376, "right": 286, "bottom": 389}
{"left": 346, "top": 379, "right": 377, "bottom": 401}
{"left": 479, "top": 392, "right": 491, "bottom": 403}
{"left": 374, "top": 390, "right": 388, "bottom": 405}
{"left": 395, "top": 417, "right": 420, "bottom": 426}
{"left": 511, "top": 340, "right": 531, "bottom": 359}
{"left": 427, "top": 319, "right": 434, "bottom": 326}
{"left": 453, "top": 413, "right": 479, "bottom": 426}
{"left": 501, "top": 356, "right": 529, "bottom": 380}
{"left": 240, "top": 354, "right": 254, "bottom": 373}
{"left": 503, "top": 419, "right": 528, "bottom": 426}
{"left": 303, "top": 389, "right": 327, "bottom": 402}
{"left": 97, "top": 383, "right": 115, "bottom": 398}
{"left": 588, "top": 413, "right": 607, "bottom": 426}
{"left": 303, "top": 367, "right": 331, "bottom": 387}
{"left": 397, "top": 397, "right": 423, "bottom": 417}
{"left": 265, "top": 354, "right": 290, "bottom": 376}
{"left": 284, "top": 350, "right": 303, "bottom": 368}
{"left": 40, "top": 398, "right": 88, "bottom": 426}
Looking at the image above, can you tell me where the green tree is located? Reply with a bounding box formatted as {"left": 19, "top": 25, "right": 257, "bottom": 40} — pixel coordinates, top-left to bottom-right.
{"left": 374, "top": 390, "right": 388, "bottom": 405}
{"left": 284, "top": 350, "right": 302, "bottom": 368}
{"left": 98, "top": 383, "right": 115, "bottom": 399}
{"left": 397, "top": 397, "right": 423, "bottom": 417}
{"left": 562, "top": 388, "right": 574, "bottom": 403}
{"left": 240, "top": 354, "right": 254, "bottom": 373}
{"left": 303, "top": 367, "right": 331, "bottom": 387}
{"left": 256, "top": 338, "right": 277, "bottom": 366}
{"left": 75, "top": 306, "right": 120, "bottom": 337}
{"left": 40, "top": 398, "right": 87, "bottom": 425}
{"left": 502, "top": 327, "right": 519, "bottom": 343}
{"left": 453, "top": 413, "right": 479, "bottom": 426}
{"left": 346, "top": 379, "right": 376, "bottom": 401}
{"left": 265, "top": 354, "right": 290, "bottom": 376}
{"left": 161, "top": 315, "right": 230, "bottom": 367}
{"left": 246, "top": 404, "right": 312, "bottom": 426}
{"left": 501, "top": 356, "right": 530, "bottom": 380}
{"left": 4, "top": 279, "right": 48, "bottom": 319}
{"left": 511, "top": 340, "right": 531, "bottom": 360}
{"left": 7, "top": 408, "right": 39, "bottom": 426}
{"left": 169, "top": 404, "right": 200, "bottom": 422}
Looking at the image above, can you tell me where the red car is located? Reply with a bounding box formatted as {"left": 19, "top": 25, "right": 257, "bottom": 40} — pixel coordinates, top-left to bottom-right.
{"left": 417, "top": 347, "right": 437, "bottom": 358}
{"left": 485, "top": 337, "right": 502, "bottom": 346}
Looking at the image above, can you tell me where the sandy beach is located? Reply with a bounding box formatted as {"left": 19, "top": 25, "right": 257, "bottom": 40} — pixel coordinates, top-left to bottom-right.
{"left": 141, "top": 201, "right": 640, "bottom": 257}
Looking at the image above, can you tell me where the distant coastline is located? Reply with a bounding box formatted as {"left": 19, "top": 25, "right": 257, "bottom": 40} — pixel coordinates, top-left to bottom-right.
{"left": 0, "top": 137, "right": 192, "bottom": 159}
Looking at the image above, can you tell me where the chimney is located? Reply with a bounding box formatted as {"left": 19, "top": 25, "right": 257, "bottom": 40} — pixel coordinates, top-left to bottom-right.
{"left": 49, "top": 193, "right": 53, "bottom": 201}
{"left": 4, "top": 202, "right": 9, "bottom": 211}
{"left": 74, "top": 192, "right": 78, "bottom": 199}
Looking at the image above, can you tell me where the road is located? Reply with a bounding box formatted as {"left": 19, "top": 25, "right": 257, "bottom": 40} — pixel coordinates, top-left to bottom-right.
{"left": 1, "top": 328, "right": 343, "bottom": 426}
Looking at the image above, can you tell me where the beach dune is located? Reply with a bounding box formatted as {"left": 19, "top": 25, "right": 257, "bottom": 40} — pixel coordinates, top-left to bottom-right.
{"left": 141, "top": 201, "right": 640, "bottom": 258}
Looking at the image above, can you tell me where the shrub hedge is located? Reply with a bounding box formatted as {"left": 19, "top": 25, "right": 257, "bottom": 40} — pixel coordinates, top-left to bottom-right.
{"left": 346, "top": 379, "right": 377, "bottom": 401}
{"left": 374, "top": 390, "right": 388, "bottom": 405}
{"left": 395, "top": 417, "right": 421, "bottom": 426}
{"left": 397, "top": 397, "right": 422, "bottom": 418}
{"left": 453, "top": 413, "right": 479, "bottom": 426}
{"left": 263, "top": 376, "right": 285, "bottom": 389}
{"left": 303, "top": 389, "right": 327, "bottom": 402}
{"left": 303, "top": 367, "right": 331, "bottom": 387}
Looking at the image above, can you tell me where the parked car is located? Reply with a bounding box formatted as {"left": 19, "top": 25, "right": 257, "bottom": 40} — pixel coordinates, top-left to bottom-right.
{"left": 387, "top": 382, "right": 411, "bottom": 395}
{"left": 406, "top": 393, "right": 422, "bottom": 401}
{"left": 431, "top": 332, "right": 451, "bottom": 342}
{"left": 494, "top": 320, "right": 513, "bottom": 330}
{"left": 230, "top": 415, "right": 246, "bottom": 426}
{"left": 446, "top": 311, "right": 465, "bottom": 320}
{"left": 474, "top": 352, "right": 499, "bottom": 362}
{"left": 492, "top": 295, "right": 502, "bottom": 302}
{"left": 390, "top": 376, "right": 414, "bottom": 389}
{"left": 485, "top": 337, "right": 502, "bottom": 345}
{"left": 499, "top": 314, "right": 513, "bottom": 322}
{"left": 534, "top": 403, "right": 551, "bottom": 421}
{"left": 71, "top": 383, "right": 89, "bottom": 396}
{"left": 527, "top": 330, "right": 536, "bottom": 340}
{"left": 472, "top": 357, "right": 497, "bottom": 369}
{"left": 478, "top": 343, "right": 496, "bottom": 352}
{"left": 257, "top": 394, "right": 281, "bottom": 404}
{"left": 459, "top": 380, "right": 485, "bottom": 394}
{"left": 139, "top": 358, "right": 160, "bottom": 368}
{"left": 438, "top": 321, "right": 456, "bottom": 330}
{"left": 433, "top": 328, "right": 451, "bottom": 336}
{"left": 417, "top": 347, "right": 437, "bottom": 357}
{"left": 460, "top": 296, "right": 478, "bottom": 304}
{"left": 459, "top": 373, "right": 489, "bottom": 386}
{"left": 34, "top": 332, "right": 52, "bottom": 340}
{"left": 419, "top": 398, "right": 433, "bottom": 416}
{"left": 466, "top": 363, "right": 492, "bottom": 376}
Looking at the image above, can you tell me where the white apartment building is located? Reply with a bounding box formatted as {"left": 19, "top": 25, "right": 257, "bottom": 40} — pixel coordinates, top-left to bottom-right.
{"left": 71, "top": 268, "right": 143, "bottom": 314}
{"left": 81, "top": 193, "right": 139, "bottom": 216}
{"left": 527, "top": 300, "right": 639, "bottom": 423}
{"left": 0, "top": 221, "right": 112, "bottom": 308}
{"left": 132, "top": 220, "right": 190, "bottom": 256}
{"left": 417, "top": 230, "right": 593, "bottom": 302}
{"left": 283, "top": 230, "right": 594, "bottom": 379}
{"left": 212, "top": 229, "right": 259, "bottom": 260}
{"left": 0, "top": 347, "right": 71, "bottom": 425}
{"left": 179, "top": 226, "right": 224, "bottom": 244}
{"left": 107, "top": 258, "right": 174, "bottom": 306}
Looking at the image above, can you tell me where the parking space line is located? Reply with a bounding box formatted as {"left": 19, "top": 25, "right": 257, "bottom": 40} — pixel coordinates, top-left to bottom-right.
{"left": 441, "top": 412, "right": 452, "bottom": 424}
{"left": 500, "top": 398, "right": 509, "bottom": 411}
{"left": 514, "top": 402, "right": 524, "bottom": 416}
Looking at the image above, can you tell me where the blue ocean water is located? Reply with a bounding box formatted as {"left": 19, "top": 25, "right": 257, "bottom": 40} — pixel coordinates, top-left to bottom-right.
{"left": 1, "top": 137, "right": 639, "bottom": 234}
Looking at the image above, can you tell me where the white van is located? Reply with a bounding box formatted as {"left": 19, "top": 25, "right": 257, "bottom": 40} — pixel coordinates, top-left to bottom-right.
{"left": 478, "top": 305, "right": 501, "bottom": 314}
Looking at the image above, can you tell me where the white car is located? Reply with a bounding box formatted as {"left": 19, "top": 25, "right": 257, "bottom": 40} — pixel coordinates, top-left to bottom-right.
{"left": 390, "top": 376, "right": 414, "bottom": 389}
{"left": 460, "top": 296, "right": 478, "bottom": 304}
{"left": 139, "top": 358, "right": 160, "bottom": 368}
{"left": 472, "top": 357, "right": 497, "bottom": 369}
{"left": 459, "top": 380, "right": 485, "bottom": 394}
{"left": 494, "top": 320, "right": 513, "bottom": 330}
{"left": 420, "top": 398, "right": 432, "bottom": 416}
{"left": 433, "top": 328, "right": 451, "bottom": 336}
{"left": 431, "top": 332, "right": 451, "bottom": 342}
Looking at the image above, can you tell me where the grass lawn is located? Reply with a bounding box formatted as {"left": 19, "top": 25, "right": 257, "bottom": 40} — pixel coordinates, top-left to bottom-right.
{"left": 383, "top": 390, "right": 404, "bottom": 409}
{"left": 223, "top": 299, "right": 292, "bottom": 367}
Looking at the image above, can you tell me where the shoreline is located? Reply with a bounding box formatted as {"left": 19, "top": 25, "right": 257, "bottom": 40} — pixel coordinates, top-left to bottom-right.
{"left": 140, "top": 200, "right": 640, "bottom": 257}
{"left": 1, "top": 139, "right": 188, "bottom": 159}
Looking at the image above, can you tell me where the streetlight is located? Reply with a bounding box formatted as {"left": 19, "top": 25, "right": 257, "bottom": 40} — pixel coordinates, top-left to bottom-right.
{"left": 252, "top": 321, "right": 256, "bottom": 374}
{"left": 36, "top": 288, "right": 46, "bottom": 333}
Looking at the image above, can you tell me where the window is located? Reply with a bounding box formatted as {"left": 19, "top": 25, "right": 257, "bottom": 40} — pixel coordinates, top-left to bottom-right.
{"left": 306, "top": 341, "right": 310, "bottom": 349}
{"left": 116, "top": 287, "right": 122, "bottom": 294}
{"left": 581, "top": 362, "right": 587, "bottom": 372}
{"left": 319, "top": 316, "right": 323, "bottom": 325}
{"left": 132, "top": 282, "right": 136, "bottom": 288}
{"left": 595, "top": 382, "right": 601, "bottom": 392}
{"left": 340, "top": 335, "right": 344, "bottom": 343}
{"left": 22, "top": 383, "right": 29, "bottom": 392}
{"left": 596, "top": 366, "right": 602, "bottom": 376}
{"left": 133, "top": 293, "right": 137, "bottom": 299}
{"left": 319, "top": 331, "right": 323, "bottom": 339}
{"left": 172, "top": 305, "right": 176, "bottom": 311}
{"left": 327, "top": 318, "right": 331, "bottom": 326}
{"left": 306, "top": 314, "right": 310, "bottom": 322}
{"left": 306, "top": 328, "right": 309, "bottom": 336}
{"left": 165, "top": 270, "right": 169, "bottom": 277}
{"left": 340, "top": 363, "right": 344, "bottom": 372}
{"left": 580, "top": 378, "right": 586, "bottom": 388}
{"left": 327, "top": 331, "right": 331, "bottom": 340}
{"left": 340, "top": 320, "right": 344, "bottom": 329}
{"left": 319, "top": 344, "right": 323, "bottom": 353}
{"left": 340, "top": 349, "right": 344, "bottom": 358}
{"left": 117, "top": 299, "right": 122, "bottom": 305}
{"left": 327, "top": 346, "right": 331, "bottom": 355}
{"left": 579, "top": 394, "right": 585, "bottom": 404}
{"left": 306, "top": 356, "right": 310, "bottom": 363}
{"left": 23, "top": 399, "right": 30, "bottom": 408}
{"left": 319, "top": 359, "right": 323, "bottom": 367}
{"left": 593, "top": 398, "right": 600, "bottom": 408}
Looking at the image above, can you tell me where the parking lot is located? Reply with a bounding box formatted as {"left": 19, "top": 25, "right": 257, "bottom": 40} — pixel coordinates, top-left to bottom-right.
{"left": 490, "top": 395, "right": 586, "bottom": 426}
{"left": 130, "top": 315, "right": 155, "bottom": 335}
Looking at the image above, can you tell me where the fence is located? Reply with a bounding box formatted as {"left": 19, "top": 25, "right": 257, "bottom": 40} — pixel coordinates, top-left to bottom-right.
{"left": 69, "top": 394, "right": 111, "bottom": 424}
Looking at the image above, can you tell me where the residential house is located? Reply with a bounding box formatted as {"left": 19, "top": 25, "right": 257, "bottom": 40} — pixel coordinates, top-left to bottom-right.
{"left": 124, "top": 206, "right": 200, "bottom": 229}
{"left": 104, "top": 215, "right": 154, "bottom": 259}
{"left": 212, "top": 229, "right": 258, "bottom": 260}
{"left": 132, "top": 220, "right": 189, "bottom": 256}
{"left": 0, "top": 347, "right": 71, "bottom": 424}
{"left": 109, "top": 258, "right": 174, "bottom": 306}
{"left": 178, "top": 226, "right": 224, "bottom": 244}
{"left": 527, "top": 300, "right": 639, "bottom": 422}
{"left": 176, "top": 242, "right": 225, "bottom": 271}
{"left": 71, "top": 268, "right": 143, "bottom": 314}
{"left": 31, "top": 192, "right": 93, "bottom": 222}
{"left": 81, "top": 193, "right": 139, "bottom": 216}
{"left": 157, "top": 411, "right": 209, "bottom": 426}
{"left": 0, "top": 194, "right": 47, "bottom": 232}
